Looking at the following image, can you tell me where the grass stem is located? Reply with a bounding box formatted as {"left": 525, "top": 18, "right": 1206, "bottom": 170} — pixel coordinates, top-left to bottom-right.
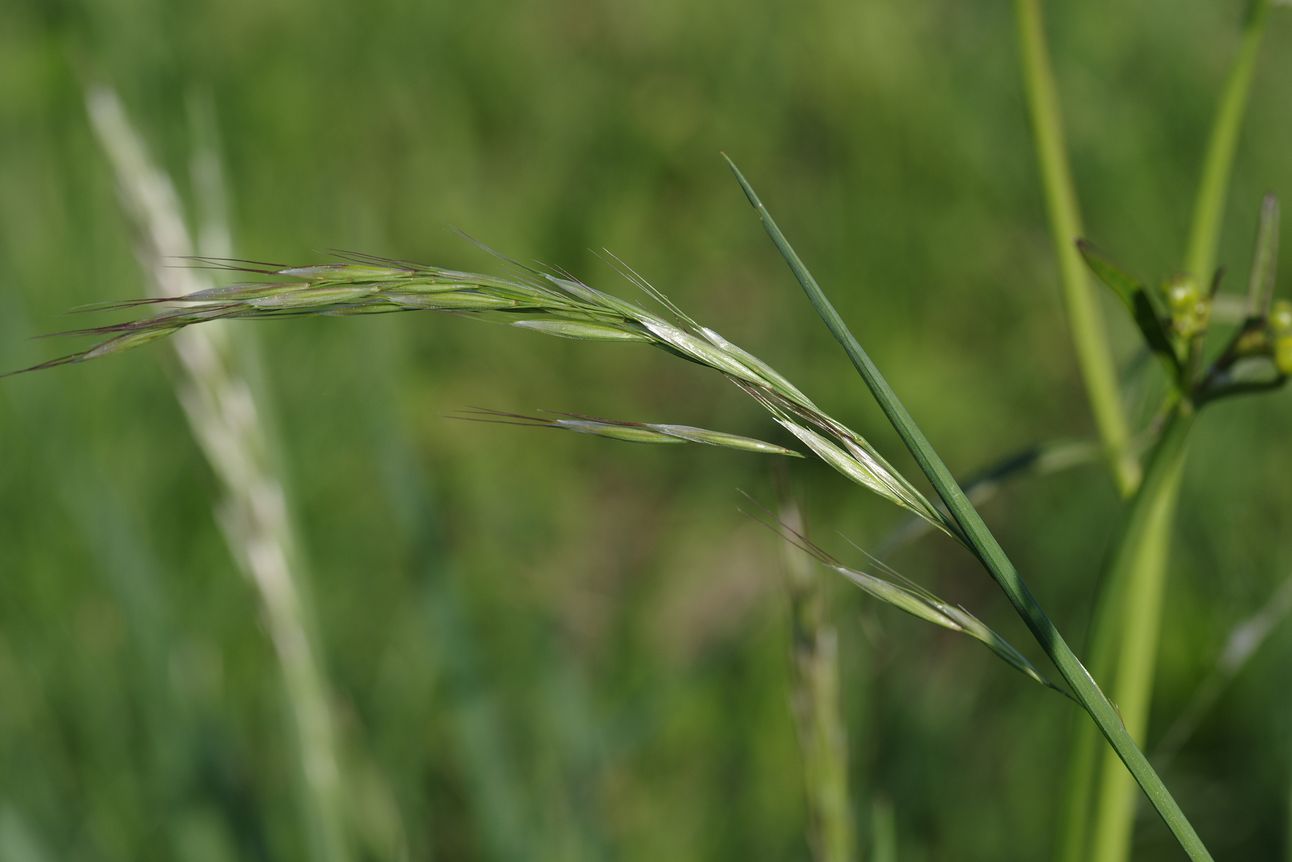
{"left": 86, "top": 88, "right": 353, "bottom": 862}
{"left": 1184, "top": 0, "right": 1273, "bottom": 283}
{"left": 780, "top": 499, "right": 855, "bottom": 862}
{"left": 1013, "top": 0, "right": 1140, "bottom": 496}
{"left": 1072, "top": 406, "right": 1194, "bottom": 862}
{"left": 1055, "top": 407, "right": 1193, "bottom": 862}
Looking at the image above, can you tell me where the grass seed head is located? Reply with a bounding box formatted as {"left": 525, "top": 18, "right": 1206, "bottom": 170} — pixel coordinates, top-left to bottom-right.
{"left": 246, "top": 284, "right": 382, "bottom": 309}
{"left": 384, "top": 291, "right": 519, "bottom": 310}
{"left": 276, "top": 264, "right": 414, "bottom": 282}
{"left": 511, "top": 319, "right": 652, "bottom": 342}
{"left": 18, "top": 248, "right": 954, "bottom": 543}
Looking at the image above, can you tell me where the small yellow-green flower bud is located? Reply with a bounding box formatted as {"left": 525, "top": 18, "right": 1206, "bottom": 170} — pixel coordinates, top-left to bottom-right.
{"left": 1164, "top": 276, "right": 1200, "bottom": 314}
{"left": 1162, "top": 275, "right": 1210, "bottom": 339}
{"left": 1276, "top": 337, "right": 1292, "bottom": 377}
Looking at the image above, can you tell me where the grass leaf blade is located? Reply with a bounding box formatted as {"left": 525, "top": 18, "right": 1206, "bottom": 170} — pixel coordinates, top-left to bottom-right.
{"left": 724, "top": 155, "right": 1214, "bottom": 862}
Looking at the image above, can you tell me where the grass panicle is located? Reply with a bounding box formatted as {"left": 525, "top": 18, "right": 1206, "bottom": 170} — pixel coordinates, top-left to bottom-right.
{"left": 16, "top": 241, "right": 960, "bottom": 542}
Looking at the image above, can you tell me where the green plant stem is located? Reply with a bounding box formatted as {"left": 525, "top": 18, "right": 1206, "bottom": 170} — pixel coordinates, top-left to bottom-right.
{"left": 1288, "top": 751, "right": 1292, "bottom": 862}
{"left": 1014, "top": 0, "right": 1140, "bottom": 496}
{"left": 1184, "top": 0, "right": 1273, "bottom": 283}
{"left": 1063, "top": 3, "right": 1272, "bottom": 854}
{"left": 781, "top": 500, "right": 855, "bottom": 862}
{"left": 1057, "top": 405, "right": 1195, "bottom": 862}
{"left": 870, "top": 798, "right": 897, "bottom": 862}
{"left": 727, "top": 158, "right": 1214, "bottom": 862}
{"left": 1090, "top": 409, "right": 1191, "bottom": 862}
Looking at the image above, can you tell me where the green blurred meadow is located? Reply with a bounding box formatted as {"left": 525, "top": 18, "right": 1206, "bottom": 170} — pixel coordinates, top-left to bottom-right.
{"left": 2, "top": 1, "right": 1291, "bottom": 859}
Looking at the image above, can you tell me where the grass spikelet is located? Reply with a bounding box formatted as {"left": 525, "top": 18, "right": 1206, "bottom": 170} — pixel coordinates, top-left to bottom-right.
{"left": 383, "top": 291, "right": 519, "bottom": 310}
{"left": 511, "top": 319, "right": 652, "bottom": 342}
{"left": 276, "top": 264, "right": 414, "bottom": 281}
{"left": 698, "top": 326, "right": 818, "bottom": 408}
{"left": 456, "top": 408, "right": 802, "bottom": 457}
{"left": 85, "top": 326, "right": 185, "bottom": 359}
{"left": 747, "top": 502, "right": 1063, "bottom": 693}
{"left": 246, "top": 284, "right": 382, "bottom": 309}
{"left": 776, "top": 420, "right": 915, "bottom": 507}
{"left": 182, "top": 281, "right": 315, "bottom": 303}
{"left": 638, "top": 318, "right": 766, "bottom": 384}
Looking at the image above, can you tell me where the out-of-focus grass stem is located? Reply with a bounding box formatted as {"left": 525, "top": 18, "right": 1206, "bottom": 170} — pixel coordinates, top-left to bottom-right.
{"left": 1185, "top": 0, "right": 1274, "bottom": 284}
{"left": 1082, "top": 406, "right": 1194, "bottom": 862}
{"left": 1013, "top": 0, "right": 1140, "bottom": 495}
{"left": 86, "top": 87, "right": 353, "bottom": 862}
{"left": 1080, "top": 3, "right": 1275, "bottom": 856}
{"left": 779, "top": 498, "right": 854, "bottom": 862}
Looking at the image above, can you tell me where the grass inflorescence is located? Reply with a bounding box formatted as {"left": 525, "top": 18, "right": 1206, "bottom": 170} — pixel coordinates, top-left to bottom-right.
{"left": 17, "top": 249, "right": 962, "bottom": 545}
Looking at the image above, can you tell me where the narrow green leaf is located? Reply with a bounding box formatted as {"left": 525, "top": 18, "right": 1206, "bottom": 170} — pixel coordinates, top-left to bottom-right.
{"left": 1077, "top": 240, "right": 1181, "bottom": 373}
{"left": 1131, "top": 292, "right": 1181, "bottom": 367}
{"left": 725, "top": 155, "right": 1214, "bottom": 862}
{"left": 1076, "top": 240, "right": 1141, "bottom": 313}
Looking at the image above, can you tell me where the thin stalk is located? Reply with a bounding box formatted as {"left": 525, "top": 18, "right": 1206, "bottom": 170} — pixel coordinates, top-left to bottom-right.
{"left": 1184, "top": 0, "right": 1273, "bottom": 284}
{"left": 1014, "top": 0, "right": 1140, "bottom": 495}
{"left": 870, "top": 799, "right": 897, "bottom": 862}
{"left": 780, "top": 499, "right": 855, "bottom": 862}
{"left": 1090, "top": 408, "right": 1194, "bottom": 862}
{"left": 1068, "top": 4, "right": 1273, "bottom": 855}
{"left": 1055, "top": 408, "right": 1193, "bottom": 862}
{"left": 727, "top": 159, "right": 1214, "bottom": 862}
{"left": 87, "top": 88, "right": 353, "bottom": 862}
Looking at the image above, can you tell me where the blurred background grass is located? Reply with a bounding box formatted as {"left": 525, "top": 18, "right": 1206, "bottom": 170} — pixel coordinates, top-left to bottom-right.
{"left": 2, "top": 1, "right": 1291, "bottom": 859}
